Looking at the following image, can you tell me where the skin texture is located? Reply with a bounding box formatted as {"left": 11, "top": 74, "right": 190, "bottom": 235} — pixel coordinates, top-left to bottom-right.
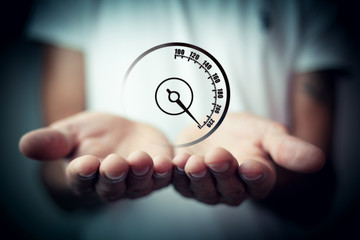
{"left": 172, "top": 113, "right": 325, "bottom": 205}
{"left": 171, "top": 71, "right": 337, "bottom": 208}
{"left": 20, "top": 112, "right": 173, "bottom": 206}
{"left": 19, "top": 45, "right": 337, "bottom": 214}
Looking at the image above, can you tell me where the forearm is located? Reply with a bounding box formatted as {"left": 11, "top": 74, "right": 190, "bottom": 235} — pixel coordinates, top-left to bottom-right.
{"left": 259, "top": 70, "right": 339, "bottom": 223}
{"left": 40, "top": 44, "right": 91, "bottom": 209}
{"left": 290, "top": 70, "right": 336, "bottom": 155}
{"left": 276, "top": 70, "right": 336, "bottom": 186}
{"left": 42, "top": 44, "right": 86, "bottom": 125}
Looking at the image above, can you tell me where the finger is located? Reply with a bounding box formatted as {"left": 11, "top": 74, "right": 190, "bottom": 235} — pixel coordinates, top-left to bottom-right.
{"left": 185, "top": 155, "right": 218, "bottom": 205}
{"left": 95, "top": 154, "right": 128, "bottom": 201}
{"left": 19, "top": 128, "right": 75, "bottom": 161}
{"left": 238, "top": 159, "right": 276, "bottom": 199}
{"left": 125, "top": 151, "right": 154, "bottom": 199}
{"left": 205, "top": 148, "right": 246, "bottom": 205}
{"left": 152, "top": 156, "right": 172, "bottom": 190}
{"left": 66, "top": 155, "right": 100, "bottom": 196}
{"left": 172, "top": 152, "right": 193, "bottom": 198}
{"left": 262, "top": 123, "right": 325, "bottom": 173}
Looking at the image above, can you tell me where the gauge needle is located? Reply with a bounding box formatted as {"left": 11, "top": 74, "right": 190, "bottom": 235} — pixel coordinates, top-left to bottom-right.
{"left": 166, "top": 88, "right": 201, "bottom": 127}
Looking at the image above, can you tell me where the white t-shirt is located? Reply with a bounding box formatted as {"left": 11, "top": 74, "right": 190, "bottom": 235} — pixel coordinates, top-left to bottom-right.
{"left": 27, "top": 0, "right": 348, "bottom": 239}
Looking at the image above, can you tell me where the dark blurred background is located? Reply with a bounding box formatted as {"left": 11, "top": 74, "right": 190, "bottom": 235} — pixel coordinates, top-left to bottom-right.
{"left": 0, "top": 1, "right": 85, "bottom": 239}
{"left": 0, "top": 0, "right": 359, "bottom": 239}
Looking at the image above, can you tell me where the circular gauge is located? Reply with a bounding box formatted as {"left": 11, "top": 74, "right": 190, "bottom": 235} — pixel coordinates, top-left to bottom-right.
{"left": 122, "top": 42, "right": 230, "bottom": 147}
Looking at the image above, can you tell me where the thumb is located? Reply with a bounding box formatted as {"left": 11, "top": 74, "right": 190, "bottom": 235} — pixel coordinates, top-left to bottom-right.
{"left": 19, "top": 127, "right": 75, "bottom": 161}
{"left": 262, "top": 125, "right": 325, "bottom": 173}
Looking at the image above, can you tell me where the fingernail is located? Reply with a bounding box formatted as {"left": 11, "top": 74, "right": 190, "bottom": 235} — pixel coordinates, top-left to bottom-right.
{"left": 131, "top": 166, "right": 150, "bottom": 176}
{"left": 105, "top": 171, "right": 126, "bottom": 181}
{"left": 190, "top": 170, "right": 207, "bottom": 178}
{"left": 241, "top": 174, "right": 263, "bottom": 182}
{"left": 78, "top": 171, "right": 96, "bottom": 178}
{"left": 208, "top": 162, "right": 230, "bottom": 173}
{"left": 176, "top": 166, "right": 185, "bottom": 173}
{"left": 154, "top": 171, "right": 169, "bottom": 177}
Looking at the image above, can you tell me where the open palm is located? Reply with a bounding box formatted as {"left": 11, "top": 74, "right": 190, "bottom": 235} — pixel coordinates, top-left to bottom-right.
{"left": 172, "top": 113, "right": 325, "bottom": 205}
{"left": 20, "top": 112, "right": 173, "bottom": 201}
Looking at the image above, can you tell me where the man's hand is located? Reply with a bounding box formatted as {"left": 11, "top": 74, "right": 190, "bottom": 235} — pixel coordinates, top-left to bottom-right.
{"left": 19, "top": 112, "right": 173, "bottom": 202}
{"left": 172, "top": 113, "right": 325, "bottom": 206}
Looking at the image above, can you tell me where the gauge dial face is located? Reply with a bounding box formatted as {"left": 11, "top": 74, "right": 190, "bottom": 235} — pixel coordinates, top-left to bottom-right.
{"left": 122, "top": 42, "right": 230, "bottom": 147}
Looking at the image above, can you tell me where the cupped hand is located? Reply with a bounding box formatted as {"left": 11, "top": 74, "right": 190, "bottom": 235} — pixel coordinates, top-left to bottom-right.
{"left": 19, "top": 112, "right": 173, "bottom": 202}
{"left": 172, "top": 113, "right": 325, "bottom": 206}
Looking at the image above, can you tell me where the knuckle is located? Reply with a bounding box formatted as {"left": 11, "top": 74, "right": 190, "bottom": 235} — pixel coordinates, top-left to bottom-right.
{"left": 68, "top": 177, "right": 97, "bottom": 195}
{"left": 126, "top": 187, "right": 153, "bottom": 199}
{"left": 71, "top": 185, "right": 94, "bottom": 196}
{"left": 96, "top": 186, "right": 115, "bottom": 197}
{"left": 219, "top": 186, "right": 245, "bottom": 199}
{"left": 98, "top": 190, "right": 124, "bottom": 202}
{"left": 127, "top": 178, "right": 153, "bottom": 192}
{"left": 193, "top": 189, "right": 218, "bottom": 199}
{"left": 152, "top": 180, "right": 171, "bottom": 190}
{"left": 95, "top": 181, "right": 126, "bottom": 200}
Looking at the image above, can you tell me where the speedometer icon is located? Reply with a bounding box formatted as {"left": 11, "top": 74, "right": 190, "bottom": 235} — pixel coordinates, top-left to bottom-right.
{"left": 122, "top": 42, "right": 230, "bottom": 147}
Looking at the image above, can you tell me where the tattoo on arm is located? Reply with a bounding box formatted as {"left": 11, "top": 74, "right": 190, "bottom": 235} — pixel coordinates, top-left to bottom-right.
{"left": 300, "top": 71, "right": 336, "bottom": 104}
{"left": 302, "top": 79, "right": 327, "bottom": 103}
